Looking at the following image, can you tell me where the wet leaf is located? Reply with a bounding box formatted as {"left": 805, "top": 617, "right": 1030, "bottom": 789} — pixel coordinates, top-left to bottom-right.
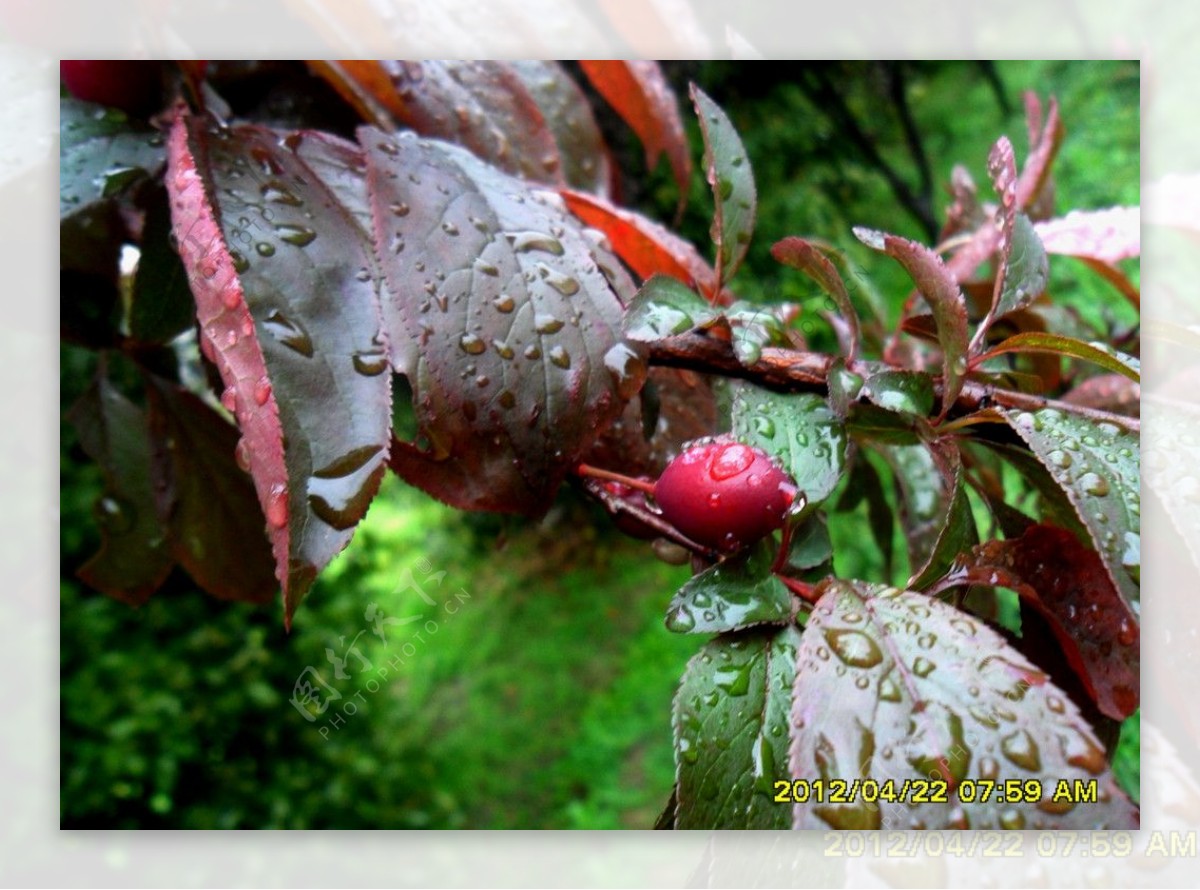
{"left": 167, "top": 111, "right": 392, "bottom": 625}
{"left": 1034, "top": 207, "right": 1140, "bottom": 263}
{"left": 60, "top": 96, "right": 164, "bottom": 219}
{"left": 730, "top": 385, "right": 847, "bottom": 519}
{"left": 624, "top": 274, "right": 716, "bottom": 341}
{"left": 68, "top": 374, "right": 172, "bottom": 605}
{"left": 782, "top": 513, "right": 834, "bottom": 575}
{"left": 1062, "top": 374, "right": 1139, "bottom": 417}
{"left": 771, "top": 236, "right": 860, "bottom": 363}
{"left": 854, "top": 227, "right": 969, "bottom": 417}
{"left": 144, "top": 375, "right": 278, "bottom": 605}
{"left": 509, "top": 61, "right": 611, "bottom": 194}
{"left": 1016, "top": 95, "right": 1064, "bottom": 212}
{"left": 561, "top": 189, "right": 719, "bottom": 295}
{"left": 790, "top": 580, "right": 1139, "bottom": 829}
{"left": 979, "top": 137, "right": 1049, "bottom": 330}
{"left": 579, "top": 61, "right": 691, "bottom": 207}
{"left": 364, "top": 130, "right": 644, "bottom": 515}
{"left": 666, "top": 540, "right": 793, "bottom": 634}
{"left": 673, "top": 625, "right": 802, "bottom": 829}
{"left": 691, "top": 85, "right": 756, "bottom": 289}
{"left": 724, "top": 301, "right": 791, "bottom": 367}
{"left": 861, "top": 369, "right": 935, "bottom": 418}
{"left": 999, "top": 407, "right": 1140, "bottom": 611}
{"left": 981, "top": 333, "right": 1140, "bottom": 383}
{"left": 313, "top": 61, "right": 565, "bottom": 185}
{"left": 932, "top": 526, "right": 1139, "bottom": 720}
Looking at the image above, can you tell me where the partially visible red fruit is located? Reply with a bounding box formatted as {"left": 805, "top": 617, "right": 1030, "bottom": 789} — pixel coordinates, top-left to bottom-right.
{"left": 60, "top": 60, "right": 161, "bottom": 115}
{"left": 653, "top": 436, "right": 796, "bottom": 552}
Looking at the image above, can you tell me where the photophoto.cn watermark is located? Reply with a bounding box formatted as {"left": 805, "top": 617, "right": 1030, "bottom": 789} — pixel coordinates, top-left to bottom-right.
{"left": 288, "top": 557, "right": 472, "bottom": 739}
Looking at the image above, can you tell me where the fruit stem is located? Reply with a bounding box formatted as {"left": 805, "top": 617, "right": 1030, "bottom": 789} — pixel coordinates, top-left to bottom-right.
{"left": 574, "top": 463, "right": 657, "bottom": 495}
{"left": 776, "top": 574, "right": 821, "bottom": 605}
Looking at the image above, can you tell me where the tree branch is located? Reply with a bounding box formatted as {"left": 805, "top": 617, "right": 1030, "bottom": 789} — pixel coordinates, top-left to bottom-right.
{"left": 646, "top": 332, "right": 1139, "bottom": 434}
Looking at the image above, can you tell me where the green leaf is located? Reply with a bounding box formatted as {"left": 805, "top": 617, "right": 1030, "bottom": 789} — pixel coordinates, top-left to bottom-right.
{"left": 854, "top": 227, "right": 969, "bottom": 417}
{"left": 826, "top": 359, "right": 864, "bottom": 418}
{"left": 981, "top": 333, "right": 1140, "bottom": 383}
{"left": 60, "top": 96, "right": 164, "bottom": 218}
{"left": 623, "top": 274, "right": 716, "bottom": 341}
{"left": 128, "top": 187, "right": 196, "bottom": 344}
{"left": 837, "top": 455, "right": 894, "bottom": 575}
{"left": 771, "top": 236, "right": 860, "bottom": 363}
{"left": 724, "top": 300, "right": 789, "bottom": 366}
{"left": 982, "top": 137, "right": 1049, "bottom": 327}
{"left": 730, "top": 385, "right": 847, "bottom": 518}
{"left": 1000, "top": 407, "right": 1140, "bottom": 609}
{"left": 789, "top": 581, "right": 1139, "bottom": 829}
{"left": 861, "top": 369, "right": 935, "bottom": 418}
{"left": 995, "top": 213, "right": 1049, "bottom": 318}
{"left": 666, "top": 540, "right": 793, "bottom": 634}
{"left": 673, "top": 625, "right": 801, "bottom": 828}
{"left": 782, "top": 513, "right": 834, "bottom": 574}
{"left": 873, "top": 439, "right": 974, "bottom": 583}
{"left": 691, "top": 85, "right": 756, "bottom": 288}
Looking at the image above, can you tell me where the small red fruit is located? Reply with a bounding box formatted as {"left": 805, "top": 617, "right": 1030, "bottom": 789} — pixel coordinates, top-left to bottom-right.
{"left": 653, "top": 436, "right": 796, "bottom": 552}
{"left": 60, "top": 60, "right": 161, "bottom": 115}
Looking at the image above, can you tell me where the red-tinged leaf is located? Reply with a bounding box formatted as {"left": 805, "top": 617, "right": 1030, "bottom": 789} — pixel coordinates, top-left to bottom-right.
{"left": 68, "top": 375, "right": 173, "bottom": 605}
{"left": 771, "top": 237, "right": 860, "bottom": 363}
{"left": 508, "top": 61, "right": 611, "bottom": 195}
{"left": 999, "top": 407, "right": 1140, "bottom": 611}
{"left": 691, "top": 84, "right": 756, "bottom": 291}
{"left": 1062, "top": 373, "right": 1140, "bottom": 418}
{"left": 363, "top": 129, "right": 646, "bottom": 514}
{"left": 1034, "top": 207, "right": 1140, "bottom": 263}
{"left": 931, "top": 525, "right": 1139, "bottom": 720}
{"left": 1017, "top": 95, "right": 1064, "bottom": 212}
{"left": 854, "top": 227, "right": 969, "bottom": 417}
{"left": 313, "top": 61, "right": 565, "bottom": 186}
{"left": 561, "top": 188, "right": 719, "bottom": 297}
{"left": 579, "top": 61, "right": 691, "bottom": 205}
{"left": 980, "top": 332, "right": 1140, "bottom": 383}
{"left": 167, "top": 111, "right": 392, "bottom": 626}
{"left": 145, "top": 375, "right": 278, "bottom": 605}
{"left": 790, "top": 581, "right": 1139, "bottom": 829}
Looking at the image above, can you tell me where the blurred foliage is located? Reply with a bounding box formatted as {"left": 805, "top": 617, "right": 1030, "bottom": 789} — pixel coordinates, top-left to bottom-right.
{"left": 61, "top": 60, "right": 1138, "bottom": 828}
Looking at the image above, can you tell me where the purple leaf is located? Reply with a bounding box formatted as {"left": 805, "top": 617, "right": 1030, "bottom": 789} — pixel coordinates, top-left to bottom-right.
{"left": 68, "top": 374, "right": 173, "bottom": 605}
{"left": 363, "top": 129, "right": 647, "bottom": 515}
{"left": 771, "top": 237, "right": 860, "bottom": 363}
{"left": 145, "top": 375, "right": 278, "bottom": 605}
{"left": 932, "top": 525, "right": 1139, "bottom": 720}
{"left": 167, "top": 110, "right": 392, "bottom": 627}
{"left": 790, "top": 580, "right": 1139, "bottom": 829}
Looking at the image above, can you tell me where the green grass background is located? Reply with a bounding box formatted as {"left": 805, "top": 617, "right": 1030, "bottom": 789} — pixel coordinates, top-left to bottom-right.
{"left": 60, "top": 61, "right": 1139, "bottom": 828}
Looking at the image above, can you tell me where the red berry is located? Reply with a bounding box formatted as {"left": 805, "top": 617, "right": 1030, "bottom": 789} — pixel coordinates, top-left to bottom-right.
{"left": 60, "top": 61, "right": 161, "bottom": 115}
{"left": 653, "top": 436, "right": 796, "bottom": 552}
